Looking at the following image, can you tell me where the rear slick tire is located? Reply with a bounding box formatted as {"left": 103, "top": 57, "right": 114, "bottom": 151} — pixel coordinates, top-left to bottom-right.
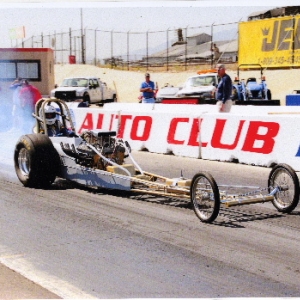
{"left": 14, "top": 134, "right": 60, "bottom": 188}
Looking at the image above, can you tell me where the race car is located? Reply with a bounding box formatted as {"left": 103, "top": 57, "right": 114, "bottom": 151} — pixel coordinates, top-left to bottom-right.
{"left": 232, "top": 64, "right": 272, "bottom": 101}
{"left": 13, "top": 98, "right": 300, "bottom": 223}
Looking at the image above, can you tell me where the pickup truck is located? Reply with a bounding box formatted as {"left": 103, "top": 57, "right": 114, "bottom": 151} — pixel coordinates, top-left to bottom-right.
{"left": 50, "top": 77, "right": 117, "bottom": 105}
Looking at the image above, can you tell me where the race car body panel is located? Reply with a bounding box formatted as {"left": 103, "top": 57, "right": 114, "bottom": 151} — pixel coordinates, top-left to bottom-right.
{"left": 50, "top": 135, "right": 132, "bottom": 190}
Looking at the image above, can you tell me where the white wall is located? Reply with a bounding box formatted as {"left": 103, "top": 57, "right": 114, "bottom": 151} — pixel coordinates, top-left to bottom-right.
{"left": 68, "top": 103, "right": 300, "bottom": 171}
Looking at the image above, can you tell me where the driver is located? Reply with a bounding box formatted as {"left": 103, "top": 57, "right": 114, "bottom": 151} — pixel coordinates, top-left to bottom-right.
{"left": 39, "top": 105, "right": 73, "bottom": 137}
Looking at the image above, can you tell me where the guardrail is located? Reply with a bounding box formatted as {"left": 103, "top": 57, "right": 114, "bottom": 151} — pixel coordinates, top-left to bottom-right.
{"left": 68, "top": 103, "right": 300, "bottom": 171}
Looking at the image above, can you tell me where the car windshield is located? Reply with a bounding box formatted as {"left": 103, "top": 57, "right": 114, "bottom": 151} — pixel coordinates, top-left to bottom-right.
{"left": 61, "top": 78, "right": 88, "bottom": 87}
{"left": 186, "top": 76, "right": 216, "bottom": 87}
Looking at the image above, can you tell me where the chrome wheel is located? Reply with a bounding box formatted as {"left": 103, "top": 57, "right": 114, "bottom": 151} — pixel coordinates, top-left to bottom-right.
{"left": 18, "top": 147, "right": 31, "bottom": 176}
{"left": 268, "top": 164, "right": 299, "bottom": 213}
{"left": 190, "top": 172, "right": 220, "bottom": 223}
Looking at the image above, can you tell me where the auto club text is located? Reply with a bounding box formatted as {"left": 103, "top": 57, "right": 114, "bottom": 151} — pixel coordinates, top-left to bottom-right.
{"left": 78, "top": 112, "right": 279, "bottom": 154}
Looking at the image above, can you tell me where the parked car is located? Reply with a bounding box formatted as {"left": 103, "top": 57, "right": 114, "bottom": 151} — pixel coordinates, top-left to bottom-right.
{"left": 232, "top": 64, "right": 272, "bottom": 101}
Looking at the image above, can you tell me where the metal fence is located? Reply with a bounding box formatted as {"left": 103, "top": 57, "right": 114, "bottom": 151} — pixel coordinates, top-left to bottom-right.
{"left": 17, "top": 21, "right": 239, "bottom": 71}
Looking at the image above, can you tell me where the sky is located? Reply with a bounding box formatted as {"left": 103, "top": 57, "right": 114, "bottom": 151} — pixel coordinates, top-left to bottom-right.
{"left": 0, "top": 0, "right": 295, "bottom": 48}
{"left": 0, "top": 0, "right": 298, "bottom": 62}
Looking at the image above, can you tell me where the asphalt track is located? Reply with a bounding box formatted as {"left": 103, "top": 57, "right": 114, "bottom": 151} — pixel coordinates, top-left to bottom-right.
{"left": 1, "top": 130, "right": 300, "bottom": 298}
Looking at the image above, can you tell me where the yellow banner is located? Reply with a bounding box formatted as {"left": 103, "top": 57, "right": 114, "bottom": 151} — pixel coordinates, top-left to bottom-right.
{"left": 239, "top": 16, "right": 300, "bottom": 68}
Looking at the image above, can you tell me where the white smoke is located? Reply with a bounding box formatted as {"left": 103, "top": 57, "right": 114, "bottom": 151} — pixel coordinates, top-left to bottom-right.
{"left": 0, "top": 86, "right": 36, "bottom": 169}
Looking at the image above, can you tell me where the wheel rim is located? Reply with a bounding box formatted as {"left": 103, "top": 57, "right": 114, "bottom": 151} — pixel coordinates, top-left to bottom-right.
{"left": 18, "top": 147, "right": 31, "bottom": 176}
{"left": 270, "top": 168, "right": 295, "bottom": 210}
{"left": 192, "top": 176, "right": 216, "bottom": 221}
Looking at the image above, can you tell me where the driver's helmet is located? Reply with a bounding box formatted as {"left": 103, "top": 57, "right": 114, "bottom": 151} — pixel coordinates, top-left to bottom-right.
{"left": 40, "top": 105, "right": 57, "bottom": 125}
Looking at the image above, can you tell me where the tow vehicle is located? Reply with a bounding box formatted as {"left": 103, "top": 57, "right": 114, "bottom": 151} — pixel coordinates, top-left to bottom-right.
{"left": 14, "top": 98, "right": 299, "bottom": 223}
{"left": 157, "top": 69, "right": 218, "bottom": 104}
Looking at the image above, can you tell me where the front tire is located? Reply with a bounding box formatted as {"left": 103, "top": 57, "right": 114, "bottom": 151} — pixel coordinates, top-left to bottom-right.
{"left": 268, "top": 163, "right": 299, "bottom": 213}
{"left": 14, "top": 134, "right": 60, "bottom": 188}
{"left": 190, "top": 172, "right": 220, "bottom": 223}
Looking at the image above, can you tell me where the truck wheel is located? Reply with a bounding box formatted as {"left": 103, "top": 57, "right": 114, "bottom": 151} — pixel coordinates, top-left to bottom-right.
{"left": 14, "top": 134, "right": 60, "bottom": 188}
{"left": 83, "top": 93, "right": 90, "bottom": 103}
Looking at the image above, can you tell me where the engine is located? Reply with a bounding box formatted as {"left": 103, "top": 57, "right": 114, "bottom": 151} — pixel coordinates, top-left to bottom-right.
{"left": 75, "top": 130, "right": 128, "bottom": 169}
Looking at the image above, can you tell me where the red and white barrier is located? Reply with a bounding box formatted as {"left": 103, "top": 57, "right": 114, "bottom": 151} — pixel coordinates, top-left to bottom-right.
{"left": 68, "top": 103, "right": 300, "bottom": 171}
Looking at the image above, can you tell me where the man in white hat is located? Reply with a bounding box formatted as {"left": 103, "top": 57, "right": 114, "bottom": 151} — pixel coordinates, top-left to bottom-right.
{"left": 140, "top": 72, "right": 156, "bottom": 103}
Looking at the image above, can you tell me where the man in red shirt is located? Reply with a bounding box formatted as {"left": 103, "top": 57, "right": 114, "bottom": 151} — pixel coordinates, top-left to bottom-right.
{"left": 19, "top": 79, "right": 42, "bottom": 133}
{"left": 19, "top": 79, "right": 42, "bottom": 112}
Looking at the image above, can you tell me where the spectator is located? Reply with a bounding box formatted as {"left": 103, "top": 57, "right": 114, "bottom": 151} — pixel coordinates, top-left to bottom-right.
{"left": 19, "top": 79, "right": 43, "bottom": 133}
{"left": 140, "top": 73, "right": 156, "bottom": 103}
{"left": 9, "top": 77, "right": 23, "bottom": 129}
{"left": 211, "top": 43, "right": 220, "bottom": 62}
{"left": 216, "top": 64, "right": 233, "bottom": 113}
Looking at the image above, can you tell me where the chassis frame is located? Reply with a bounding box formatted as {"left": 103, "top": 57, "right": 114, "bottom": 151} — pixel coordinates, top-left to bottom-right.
{"left": 14, "top": 98, "right": 300, "bottom": 223}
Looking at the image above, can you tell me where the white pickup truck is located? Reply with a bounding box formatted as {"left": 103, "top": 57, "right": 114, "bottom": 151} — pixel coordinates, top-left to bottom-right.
{"left": 50, "top": 77, "right": 117, "bottom": 105}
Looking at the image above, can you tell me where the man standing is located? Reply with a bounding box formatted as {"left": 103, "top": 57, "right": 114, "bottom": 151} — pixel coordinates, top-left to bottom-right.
{"left": 140, "top": 73, "right": 156, "bottom": 103}
{"left": 211, "top": 43, "right": 220, "bottom": 62}
{"left": 216, "top": 64, "right": 233, "bottom": 113}
{"left": 19, "top": 79, "right": 42, "bottom": 133}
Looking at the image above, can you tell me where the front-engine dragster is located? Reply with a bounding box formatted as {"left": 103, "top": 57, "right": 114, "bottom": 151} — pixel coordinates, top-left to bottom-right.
{"left": 14, "top": 98, "right": 300, "bottom": 223}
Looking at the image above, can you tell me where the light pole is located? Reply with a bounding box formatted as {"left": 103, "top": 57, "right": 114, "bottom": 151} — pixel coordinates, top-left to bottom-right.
{"left": 81, "top": 8, "right": 85, "bottom": 64}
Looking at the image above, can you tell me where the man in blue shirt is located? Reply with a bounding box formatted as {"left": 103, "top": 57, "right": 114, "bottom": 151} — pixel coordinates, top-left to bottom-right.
{"left": 216, "top": 64, "right": 233, "bottom": 112}
{"left": 140, "top": 73, "right": 156, "bottom": 103}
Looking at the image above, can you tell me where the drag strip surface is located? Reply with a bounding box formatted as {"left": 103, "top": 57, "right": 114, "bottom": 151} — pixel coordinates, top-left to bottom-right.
{"left": 1, "top": 150, "right": 300, "bottom": 298}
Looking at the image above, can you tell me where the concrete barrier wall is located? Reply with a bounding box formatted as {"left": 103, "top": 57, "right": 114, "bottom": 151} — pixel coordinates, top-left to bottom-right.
{"left": 67, "top": 103, "right": 300, "bottom": 171}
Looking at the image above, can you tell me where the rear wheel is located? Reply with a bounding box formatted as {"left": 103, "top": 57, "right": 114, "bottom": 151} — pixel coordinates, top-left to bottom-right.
{"left": 268, "top": 163, "right": 299, "bottom": 213}
{"left": 190, "top": 172, "right": 220, "bottom": 223}
{"left": 262, "top": 89, "right": 272, "bottom": 100}
{"left": 232, "top": 87, "right": 238, "bottom": 100}
{"left": 83, "top": 93, "right": 90, "bottom": 103}
{"left": 14, "top": 134, "right": 60, "bottom": 188}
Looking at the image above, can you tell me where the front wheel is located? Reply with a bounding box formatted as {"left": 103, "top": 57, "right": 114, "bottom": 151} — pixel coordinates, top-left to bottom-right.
{"left": 190, "top": 172, "right": 220, "bottom": 223}
{"left": 268, "top": 163, "right": 299, "bottom": 213}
